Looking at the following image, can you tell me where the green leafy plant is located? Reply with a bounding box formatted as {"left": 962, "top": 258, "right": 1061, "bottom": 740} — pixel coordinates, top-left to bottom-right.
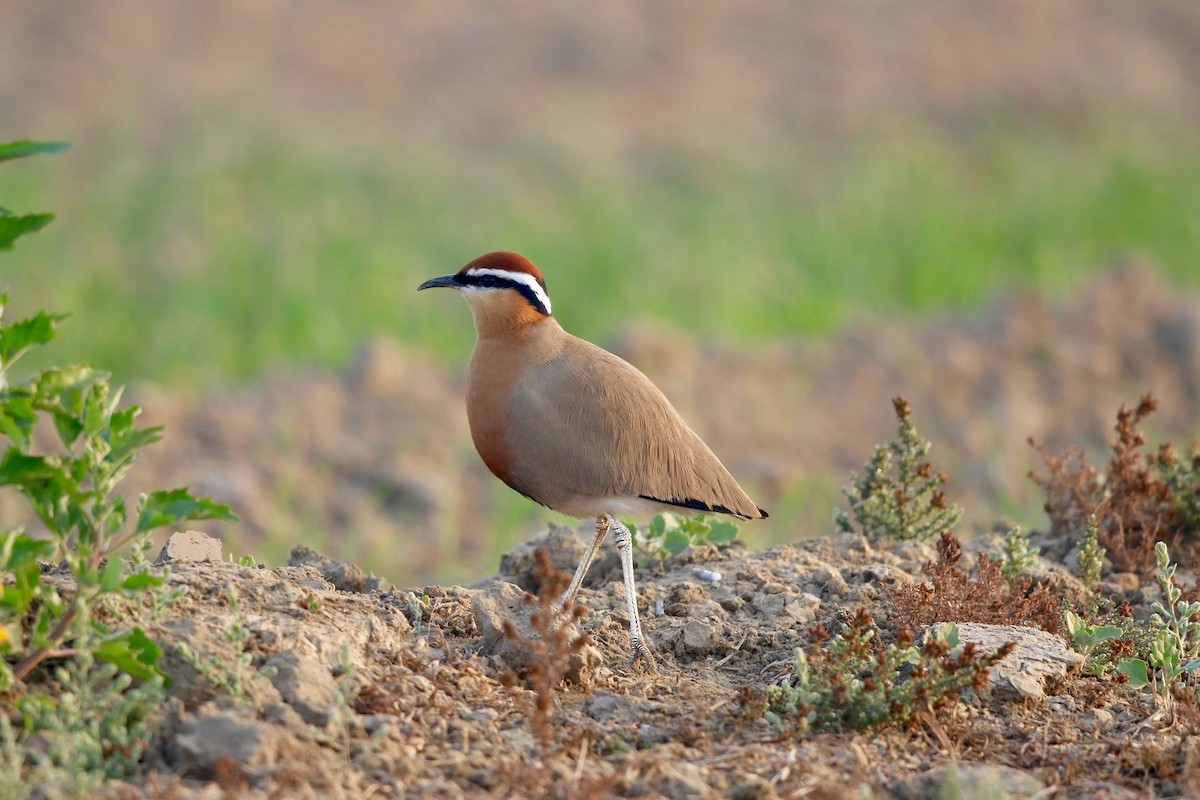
{"left": 1, "top": 650, "right": 164, "bottom": 798}
{"left": 1064, "top": 609, "right": 1123, "bottom": 677}
{"left": 629, "top": 513, "right": 739, "bottom": 565}
{"left": 0, "top": 140, "right": 69, "bottom": 252}
{"left": 996, "top": 527, "right": 1039, "bottom": 583}
{"left": 0, "top": 139, "right": 237, "bottom": 792}
{"left": 764, "top": 610, "right": 1014, "bottom": 733}
{"left": 1116, "top": 542, "right": 1200, "bottom": 707}
{"left": 835, "top": 396, "right": 962, "bottom": 543}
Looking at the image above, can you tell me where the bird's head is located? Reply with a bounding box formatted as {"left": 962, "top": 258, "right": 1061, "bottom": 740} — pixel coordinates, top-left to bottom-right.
{"left": 418, "top": 251, "right": 552, "bottom": 334}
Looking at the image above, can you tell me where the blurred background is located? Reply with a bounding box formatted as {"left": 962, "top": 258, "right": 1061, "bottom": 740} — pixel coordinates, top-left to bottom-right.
{"left": 2, "top": 1, "right": 1199, "bottom": 585}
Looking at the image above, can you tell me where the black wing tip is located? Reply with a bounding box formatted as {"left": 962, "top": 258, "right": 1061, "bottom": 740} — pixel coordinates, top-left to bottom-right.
{"left": 758, "top": 507, "right": 770, "bottom": 519}
{"left": 639, "top": 494, "right": 768, "bottom": 521}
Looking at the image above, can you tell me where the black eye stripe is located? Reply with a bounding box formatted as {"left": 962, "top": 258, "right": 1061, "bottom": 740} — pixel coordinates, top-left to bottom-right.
{"left": 459, "top": 273, "right": 551, "bottom": 316}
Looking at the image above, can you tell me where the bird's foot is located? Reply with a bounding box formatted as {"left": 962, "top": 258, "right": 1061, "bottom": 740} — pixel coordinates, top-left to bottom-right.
{"left": 630, "top": 639, "right": 658, "bottom": 672}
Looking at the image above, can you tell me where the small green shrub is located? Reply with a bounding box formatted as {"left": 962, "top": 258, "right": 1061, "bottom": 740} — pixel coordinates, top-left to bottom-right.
{"left": 996, "top": 527, "right": 1039, "bottom": 583}
{"left": 629, "top": 513, "right": 739, "bottom": 565}
{"left": 1117, "top": 542, "right": 1200, "bottom": 708}
{"left": 764, "top": 610, "right": 1013, "bottom": 733}
{"left": 835, "top": 396, "right": 962, "bottom": 543}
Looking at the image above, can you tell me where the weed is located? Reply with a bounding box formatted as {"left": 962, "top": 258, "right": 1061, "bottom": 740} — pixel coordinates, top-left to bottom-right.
{"left": 1076, "top": 514, "right": 1106, "bottom": 593}
{"left": 1064, "top": 610, "right": 1124, "bottom": 677}
{"left": 175, "top": 584, "right": 275, "bottom": 703}
{"left": 1030, "top": 393, "right": 1199, "bottom": 575}
{"left": 1, "top": 651, "right": 164, "bottom": 799}
{"left": 888, "top": 532, "right": 1064, "bottom": 634}
{"left": 996, "top": 527, "right": 1039, "bottom": 584}
{"left": 835, "top": 397, "right": 961, "bottom": 543}
{"left": 500, "top": 549, "right": 590, "bottom": 752}
{"left": 404, "top": 591, "right": 430, "bottom": 635}
{"left": 763, "top": 609, "right": 1014, "bottom": 733}
{"left": 1117, "top": 542, "right": 1200, "bottom": 709}
{"left": 308, "top": 645, "right": 388, "bottom": 764}
{"left": 629, "top": 513, "right": 739, "bottom": 565}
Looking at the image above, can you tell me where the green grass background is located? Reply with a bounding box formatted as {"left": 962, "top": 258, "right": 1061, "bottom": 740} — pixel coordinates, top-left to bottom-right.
{"left": 3, "top": 121, "right": 1198, "bottom": 386}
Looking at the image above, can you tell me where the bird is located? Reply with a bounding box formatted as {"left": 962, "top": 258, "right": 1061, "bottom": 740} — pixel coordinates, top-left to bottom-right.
{"left": 418, "top": 251, "right": 768, "bottom": 666}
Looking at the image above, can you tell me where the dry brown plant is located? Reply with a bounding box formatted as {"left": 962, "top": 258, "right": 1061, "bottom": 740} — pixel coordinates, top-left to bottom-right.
{"left": 1030, "top": 393, "right": 1192, "bottom": 575}
{"left": 500, "top": 548, "right": 591, "bottom": 751}
{"left": 888, "top": 532, "right": 1064, "bottom": 633}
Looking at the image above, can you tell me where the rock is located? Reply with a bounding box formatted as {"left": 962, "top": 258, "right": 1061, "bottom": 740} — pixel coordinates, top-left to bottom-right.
{"left": 265, "top": 649, "right": 338, "bottom": 726}
{"left": 936, "top": 622, "right": 1083, "bottom": 701}
{"left": 681, "top": 619, "right": 718, "bottom": 654}
{"left": 175, "top": 711, "right": 281, "bottom": 777}
{"left": 288, "top": 543, "right": 391, "bottom": 593}
{"left": 892, "top": 762, "right": 1044, "bottom": 799}
{"left": 157, "top": 530, "right": 223, "bottom": 564}
{"left": 583, "top": 691, "right": 634, "bottom": 723}
{"left": 810, "top": 565, "right": 849, "bottom": 597}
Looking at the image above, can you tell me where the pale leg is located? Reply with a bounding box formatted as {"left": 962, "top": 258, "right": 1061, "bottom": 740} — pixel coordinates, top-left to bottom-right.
{"left": 557, "top": 515, "right": 610, "bottom": 609}
{"left": 609, "top": 514, "right": 656, "bottom": 668}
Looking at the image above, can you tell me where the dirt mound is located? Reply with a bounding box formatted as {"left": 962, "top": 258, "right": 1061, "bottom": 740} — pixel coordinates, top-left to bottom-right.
{"left": 36, "top": 527, "right": 1185, "bottom": 798}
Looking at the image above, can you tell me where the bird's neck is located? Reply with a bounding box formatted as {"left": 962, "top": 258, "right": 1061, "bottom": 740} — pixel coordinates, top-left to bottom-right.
{"left": 466, "top": 293, "right": 554, "bottom": 341}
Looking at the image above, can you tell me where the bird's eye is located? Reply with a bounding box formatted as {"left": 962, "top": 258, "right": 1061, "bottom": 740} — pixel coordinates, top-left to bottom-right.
{"left": 480, "top": 275, "right": 498, "bottom": 288}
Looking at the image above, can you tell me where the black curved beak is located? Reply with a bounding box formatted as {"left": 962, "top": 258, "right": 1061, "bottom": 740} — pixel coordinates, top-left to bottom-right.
{"left": 417, "top": 274, "right": 460, "bottom": 291}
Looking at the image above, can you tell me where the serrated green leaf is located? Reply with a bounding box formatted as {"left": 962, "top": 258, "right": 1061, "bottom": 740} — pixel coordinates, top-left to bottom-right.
{"left": 0, "top": 312, "right": 64, "bottom": 366}
{"left": 99, "top": 557, "right": 125, "bottom": 592}
{"left": 0, "top": 213, "right": 54, "bottom": 251}
{"left": 0, "top": 140, "right": 71, "bottom": 162}
{"left": 0, "top": 393, "right": 38, "bottom": 449}
{"left": 34, "top": 365, "right": 107, "bottom": 400}
{"left": 1116, "top": 658, "right": 1150, "bottom": 689}
{"left": 0, "top": 448, "right": 58, "bottom": 487}
{"left": 121, "top": 573, "right": 164, "bottom": 591}
{"left": 94, "top": 627, "right": 165, "bottom": 682}
{"left": 136, "top": 488, "right": 237, "bottom": 533}
{"left": 108, "top": 424, "right": 162, "bottom": 467}
{"left": 662, "top": 528, "right": 691, "bottom": 553}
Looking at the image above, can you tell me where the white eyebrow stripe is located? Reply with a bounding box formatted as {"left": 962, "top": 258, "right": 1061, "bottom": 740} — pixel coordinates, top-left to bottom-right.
{"left": 465, "top": 267, "right": 552, "bottom": 315}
